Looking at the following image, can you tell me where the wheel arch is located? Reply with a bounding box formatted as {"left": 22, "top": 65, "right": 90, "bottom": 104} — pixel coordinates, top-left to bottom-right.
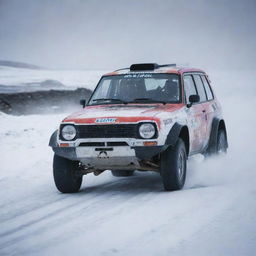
{"left": 179, "top": 126, "right": 190, "bottom": 156}
{"left": 165, "top": 123, "right": 190, "bottom": 156}
{"left": 49, "top": 129, "right": 58, "bottom": 147}
{"left": 49, "top": 130, "right": 78, "bottom": 161}
{"left": 206, "top": 118, "right": 228, "bottom": 154}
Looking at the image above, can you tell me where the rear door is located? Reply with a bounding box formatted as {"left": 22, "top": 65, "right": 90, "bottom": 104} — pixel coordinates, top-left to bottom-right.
{"left": 200, "top": 74, "right": 216, "bottom": 143}
{"left": 183, "top": 75, "right": 205, "bottom": 153}
{"left": 192, "top": 74, "right": 209, "bottom": 150}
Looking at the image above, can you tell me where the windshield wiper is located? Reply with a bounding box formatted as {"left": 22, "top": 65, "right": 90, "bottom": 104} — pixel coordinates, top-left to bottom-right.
{"left": 92, "top": 98, "right": 167, "bottom": 105}
{"left": 129, "top": 98, "right": 166, "bottom": 105}
{"left": 92, "top": 98, "right": 128, "bottom": 104}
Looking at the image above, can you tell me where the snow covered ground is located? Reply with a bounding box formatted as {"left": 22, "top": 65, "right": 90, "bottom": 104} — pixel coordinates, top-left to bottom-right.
{"left": 0, "top": 70, "right": 256, "bottom": 255}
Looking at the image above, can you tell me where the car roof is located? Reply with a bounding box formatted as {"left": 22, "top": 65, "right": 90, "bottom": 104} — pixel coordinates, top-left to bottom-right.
{"left": 103, "top": 63, "right": 205, "bottom": 76}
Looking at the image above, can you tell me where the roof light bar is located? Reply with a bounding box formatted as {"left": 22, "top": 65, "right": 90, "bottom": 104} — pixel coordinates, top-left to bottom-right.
{"left": 129, "top": 63, "right": 177, "bottom": 71}
{"left": 130, "top": 63, "right": 159, "bottom": 71}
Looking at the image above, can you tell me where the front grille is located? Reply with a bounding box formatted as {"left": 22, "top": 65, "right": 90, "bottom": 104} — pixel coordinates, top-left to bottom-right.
{"left": 78, "top": 142, "right": 105, "bottom": 147}
{"left": 107, "top": 141, "right": 128, "bottom": 146}
{"left": 76, "top": 124, "right": 138, "bottom": 139}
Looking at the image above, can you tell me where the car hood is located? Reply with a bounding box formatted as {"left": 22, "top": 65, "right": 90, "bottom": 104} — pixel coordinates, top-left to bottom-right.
{"left": 63, "top": 103, "right": 184, "bottom": 125}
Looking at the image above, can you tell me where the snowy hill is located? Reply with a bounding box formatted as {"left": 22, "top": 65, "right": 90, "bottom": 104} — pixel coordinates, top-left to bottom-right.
{"left": 0, "top": 66, "right": 105, "bottom": 91}
{"left": 0, "top": 60, "right": 42, "bottom": 70}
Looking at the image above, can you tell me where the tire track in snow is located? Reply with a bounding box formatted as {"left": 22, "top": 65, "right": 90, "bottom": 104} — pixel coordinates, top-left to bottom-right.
{"left": 38, "top": 185, "right": 237, "bottom": 256}
{"left": 0, "top": 172, "right": 162, "bottom": 253}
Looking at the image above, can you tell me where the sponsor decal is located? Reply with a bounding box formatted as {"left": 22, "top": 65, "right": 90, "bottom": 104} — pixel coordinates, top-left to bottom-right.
{"left": 163, "top": 118, "right": 173, "bottom": 125}
{"left": 95, "top": 118, "right": 117, "bottom": 123}
{"left": 124, "top": 73, "right": 153, "bottom": 78}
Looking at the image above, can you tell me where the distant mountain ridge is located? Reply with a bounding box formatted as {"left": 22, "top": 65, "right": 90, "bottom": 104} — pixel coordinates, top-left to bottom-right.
{"left": 0, "top": 60, "right": 42, "bottom": 70}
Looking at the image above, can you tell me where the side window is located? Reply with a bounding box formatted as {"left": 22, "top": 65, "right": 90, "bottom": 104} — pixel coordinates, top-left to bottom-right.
{"left": 183, "top": 75, "right": 197, "bottom": 103}
{"left": 201, "top": 75, "right": 214, "bottom": 100}
{"left": 193, "top": 75, "right": 207, "bottom": 102}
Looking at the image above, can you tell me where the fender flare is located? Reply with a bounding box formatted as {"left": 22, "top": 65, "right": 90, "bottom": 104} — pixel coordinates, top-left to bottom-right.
{"left": 49, "top": 130, "right": 77, "bottom": 160}
{"left": 49, "top": 130, "right": 58, "bottom": 147}
{"left": 165, "top": 122, "right": 184, "bottom": 146}
{"left": 206, "top": 118, "right": 227, "bottom": 154}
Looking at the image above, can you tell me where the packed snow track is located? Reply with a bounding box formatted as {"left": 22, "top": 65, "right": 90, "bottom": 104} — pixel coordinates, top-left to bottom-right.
{"left": 0, "top": 70, "right": 256, "bottom": 255}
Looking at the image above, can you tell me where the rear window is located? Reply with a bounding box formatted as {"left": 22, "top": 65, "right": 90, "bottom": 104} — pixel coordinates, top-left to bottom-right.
{"left": 193, "top": 75, "right": 207, "bottom": 102}
{"left": 201, "top": 75, "right": 214, "bottom": 100}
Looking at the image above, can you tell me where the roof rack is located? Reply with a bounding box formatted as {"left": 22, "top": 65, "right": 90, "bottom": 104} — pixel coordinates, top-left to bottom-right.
{"left": 114, "top": 67, "right": 129, "bottom": 72}
{"left": 158, "top": 64, "right": 177, "bottom": 68}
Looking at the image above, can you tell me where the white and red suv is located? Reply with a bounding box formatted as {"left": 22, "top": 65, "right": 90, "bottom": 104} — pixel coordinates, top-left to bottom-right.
{"left": 49, "top": 63, "right": 228, "bottom": 193}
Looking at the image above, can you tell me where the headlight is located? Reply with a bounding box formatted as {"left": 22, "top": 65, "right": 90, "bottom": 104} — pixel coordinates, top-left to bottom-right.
{"left": 139, "top": 123, "right": 156, "bottom": 139}
{"left": 61, "top": 125, "right": 76, "bottom": 140}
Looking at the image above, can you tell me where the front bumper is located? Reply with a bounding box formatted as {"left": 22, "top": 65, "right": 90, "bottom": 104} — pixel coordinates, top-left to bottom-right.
{"left": 49, "top": 130, "right": 164, "bottom": 169}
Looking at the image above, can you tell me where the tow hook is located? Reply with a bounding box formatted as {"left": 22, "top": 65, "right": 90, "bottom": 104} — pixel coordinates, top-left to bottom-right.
{"left": 93, "top": 170, "right": 105, "bottom": 176}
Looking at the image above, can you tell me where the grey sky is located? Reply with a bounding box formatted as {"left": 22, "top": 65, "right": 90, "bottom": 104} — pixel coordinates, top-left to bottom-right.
{"left": 0, "top": 0, "right": 255, "bottom": 69}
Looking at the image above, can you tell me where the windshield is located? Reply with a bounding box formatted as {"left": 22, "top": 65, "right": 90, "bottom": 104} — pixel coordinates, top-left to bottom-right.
{"left": 88, "top": 73, "right": 181, "bottom": 105}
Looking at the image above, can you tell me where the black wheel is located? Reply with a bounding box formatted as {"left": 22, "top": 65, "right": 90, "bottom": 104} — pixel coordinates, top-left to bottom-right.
{"left": 53, "top": 154, "right": 82, "bottom": 193}
{"left": 217, "top": 129, "right": 228, "bottom": 154}
{"left": 111, "top": 170, "right": 135, "bottom": 177}
{"left": 160, "top": 138, "right": 187, "bottom": 191}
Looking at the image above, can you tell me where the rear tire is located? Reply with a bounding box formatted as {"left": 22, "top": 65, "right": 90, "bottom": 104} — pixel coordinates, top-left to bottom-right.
{"left": 53, "top": 154, "right": 82, "bottom": 193}
{"left": 111, "top": 170, "right": 135, "bottom": 177}
{"left": 160, "top": 139, "right": 187, "bottom": 191}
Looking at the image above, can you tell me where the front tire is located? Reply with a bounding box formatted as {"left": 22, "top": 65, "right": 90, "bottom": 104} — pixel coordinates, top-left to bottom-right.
{"left": 160, "top": 139, "right": 187, "bottom": 191}
{"left": 53, "top": 154, "right": 82, "bottom": 193}
{"left": 111, "top": 170, "right": 135, "bottom": 177}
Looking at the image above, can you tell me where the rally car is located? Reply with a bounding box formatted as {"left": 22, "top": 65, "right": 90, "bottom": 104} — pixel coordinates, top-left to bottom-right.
{"left": 49, "top": 63, "right": 228, "bottom": 193}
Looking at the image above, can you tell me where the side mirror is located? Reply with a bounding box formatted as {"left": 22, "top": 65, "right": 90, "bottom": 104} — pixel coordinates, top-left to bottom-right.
{"left": 187, "top": 94, "right": 200, "bottom": 107}
{"left": 80, "top": 99, "right": 86, "bottom": 108}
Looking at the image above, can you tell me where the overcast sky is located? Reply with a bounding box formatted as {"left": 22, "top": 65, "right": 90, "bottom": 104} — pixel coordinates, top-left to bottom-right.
{"left": 0, "top": 0, "right": 255, "bottom": 69}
